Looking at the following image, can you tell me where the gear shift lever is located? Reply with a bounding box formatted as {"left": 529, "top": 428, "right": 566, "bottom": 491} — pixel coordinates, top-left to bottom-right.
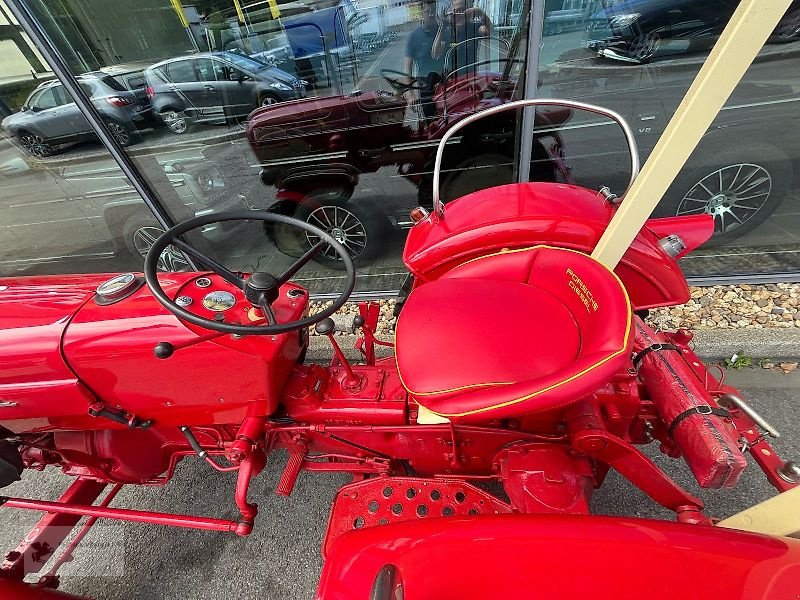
{"left": 315, "top": 318, "right": 360, "bottom": 388}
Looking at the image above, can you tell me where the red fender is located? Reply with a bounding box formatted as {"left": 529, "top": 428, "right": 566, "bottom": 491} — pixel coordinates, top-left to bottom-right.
{"left": 404, "top": 182, "right": 714, "bottom": 310}
{"left": 0, "top": 580, "right": 89, "bottom": 600}
{"left": 317, "top": 514, "right": 800, "bottom": 600}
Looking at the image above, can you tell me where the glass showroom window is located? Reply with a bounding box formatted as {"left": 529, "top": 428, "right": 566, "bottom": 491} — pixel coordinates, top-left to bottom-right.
{"left": 0, "top": 3, "right": 165, "bottom": 276}
{"left": 7, "top": 0, "right": 799, "bottom": 286}
{"left": 537, "top": 0, "right": 800, "bottom": 280}
{"left": 1, "top": 0, "right": 542, "bottom": 294}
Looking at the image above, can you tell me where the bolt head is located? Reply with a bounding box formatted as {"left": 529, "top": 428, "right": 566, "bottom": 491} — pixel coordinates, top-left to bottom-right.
{"left": 778, "top": 460, "right": 800, "bottom": 483}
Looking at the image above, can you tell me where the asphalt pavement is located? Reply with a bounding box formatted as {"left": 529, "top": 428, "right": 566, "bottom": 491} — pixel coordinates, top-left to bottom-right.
{"left": 2, "top": 362, "right": 799, "bottom": 599}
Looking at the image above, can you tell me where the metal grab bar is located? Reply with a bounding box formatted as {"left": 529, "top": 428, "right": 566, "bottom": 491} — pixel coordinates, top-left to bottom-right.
{"left": 431, "top": 98, "right": 641, "bottom": 216}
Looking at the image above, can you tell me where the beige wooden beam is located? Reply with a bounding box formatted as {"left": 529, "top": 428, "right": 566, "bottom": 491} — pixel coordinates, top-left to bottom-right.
{"left": 717, "top": 485, "right": 800, "bottom": 538}
{"left": 591, "top": 0, "right": 794, "bottom": 269}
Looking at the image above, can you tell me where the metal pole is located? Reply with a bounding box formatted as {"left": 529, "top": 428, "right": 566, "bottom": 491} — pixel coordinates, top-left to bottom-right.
{"left": 4, "top": 0, "right": 198, "bottom": 269}
{"left": 516, "top": 0, "right": 545, "bottom": 182}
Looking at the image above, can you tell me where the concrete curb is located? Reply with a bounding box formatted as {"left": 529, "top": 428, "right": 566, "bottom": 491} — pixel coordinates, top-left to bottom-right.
{"left": 307, "top": 327, "right": 800, "bottom": 365}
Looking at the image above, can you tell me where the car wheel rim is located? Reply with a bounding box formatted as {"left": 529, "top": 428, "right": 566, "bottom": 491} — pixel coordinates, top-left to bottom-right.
{"left": 632, "top": 33, "right": 659, "bottom": 60}
{"left": 133, "top": 225, "right": 189, "bottom": 271}
{"left": 162, "top": 111, "right": 187, "bottom": 134}
{"left": 676, "top": 163, "right": 772, "bottom": 235}
{"left": 19, "top": 134, "right": 50, "bottom": 156}
{"left": 305, "top": 205, "right": 367, "bottom": 261}
{"left": 261, "top": 96, "right": 277, "bottom": 107}
{"left": 107, "top": 122, "right": 130, "bottom": 145}
{"left": 776, "top": 14, "right": 800, "bottom": 39}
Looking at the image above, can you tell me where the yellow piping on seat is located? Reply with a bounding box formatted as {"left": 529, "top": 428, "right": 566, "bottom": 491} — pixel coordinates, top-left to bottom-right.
{"left": 396, "top": 245, "right": 633, "bottom": 416}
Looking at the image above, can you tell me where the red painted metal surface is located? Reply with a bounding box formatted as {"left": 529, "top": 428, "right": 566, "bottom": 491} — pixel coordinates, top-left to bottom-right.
{"left": 0, "top": 579, "right": 89, "bottom": 600}
{"left": 635, "top": 320, "right": 747, "bottom": 488}
{"left": 322, "top": 477, "right": 512, "bottom": 557}
{"left": 317, "top": 514, "right": 800, "bottom": 600}
{"left": 0, "top": 275, "right": 106, "bottom": 432}
{"left": 0, "top": 180, "right": 793, "bottom": 598}
{"left": 2, "top": 495, "right": 241, "bottom": 532}
{"left": 0, "top": 272, "right": 307, "bottom": 432}
{"left": 402, "top": 182, "right": 714, "bottom": 310}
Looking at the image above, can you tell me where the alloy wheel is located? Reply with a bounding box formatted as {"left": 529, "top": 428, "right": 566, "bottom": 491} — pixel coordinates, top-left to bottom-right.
{"left": 631, "top": 32, "right": 659, "bottom": 61}
{"left": 261, "top": 96, "right": 278, "bottom": 107}
{"left": 132, "top": 225, "right": 189, "bottom": 271}
{"left": 19, "top": 134, "right": 53, "bottom": 157}
{"left": 676, "top": 163, "right": 773, "bottom": 235}
{"left": 305, "top": 205, "right": 367, "bottom": 261}
{"left": 162, "top": 110, "right": 188, "bottom": 134}
{"left": 106, "top": 121, "right": 130, "bottom": 145}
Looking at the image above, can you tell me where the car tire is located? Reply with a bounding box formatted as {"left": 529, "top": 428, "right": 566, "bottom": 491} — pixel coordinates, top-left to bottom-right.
{"left": 17, "top": 131, "right": 55, "bottom": 157}
{"left": 122, "top": 213, "right": 189, "bottom": 271}
{"left": 267, "top": 194, "right": 385, "bottom": 269}
{"left": 159, "top": 109, "right": 192, "bottom": 135}
{"left": 104, "top": 120, "right": 137, "bottom": 147}
{"left": 663, "top": 143, "right": 793, "bottom": 245}
{"left": 417, "top": 141, "right": 556, "bottom": 207}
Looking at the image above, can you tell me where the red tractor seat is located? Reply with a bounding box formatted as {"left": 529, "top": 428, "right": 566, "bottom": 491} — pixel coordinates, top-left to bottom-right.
{"left": 395, "top": 246, "right": 633, "bottom": 423}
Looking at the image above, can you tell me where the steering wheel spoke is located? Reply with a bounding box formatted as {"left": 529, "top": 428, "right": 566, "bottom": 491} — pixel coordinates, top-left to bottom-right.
{"left": 171, "top": 238, "right": 246, "bottom": 290}
{"left": 380, "top": 69, "right": 425, "bottom": 94}
{"left": 143, "top": 210, "right": 355, "bottom": 336}
{"left": 258, "top": 299, "right": 278, "bottom": 326}
{"left": 275, "top": 240, "right": 326, "bottom": 285}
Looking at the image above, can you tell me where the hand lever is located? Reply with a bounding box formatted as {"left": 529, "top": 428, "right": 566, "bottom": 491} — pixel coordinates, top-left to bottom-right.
{"left": 315, "top": 318, "right": 360, "bottom": 387}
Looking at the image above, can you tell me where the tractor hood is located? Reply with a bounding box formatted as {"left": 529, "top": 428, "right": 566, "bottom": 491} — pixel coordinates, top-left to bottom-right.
{"left": 0, "top": 274, "right": 113, "bottom": 430}
{"left": 0, "top": 274, "right": 107, "bottom": 329}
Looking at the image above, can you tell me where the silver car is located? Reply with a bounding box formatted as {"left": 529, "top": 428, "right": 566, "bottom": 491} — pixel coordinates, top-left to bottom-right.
{"left": 1, "top": 74, "right": 155, "bottom": 156}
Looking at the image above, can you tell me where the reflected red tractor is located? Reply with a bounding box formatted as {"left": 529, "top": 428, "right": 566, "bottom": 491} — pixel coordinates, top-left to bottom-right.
{"left": 246, "top": 49, "right": 574, "bottom": 266}
{"left": 0, "top": 100, "right": 798, "bottom": 600}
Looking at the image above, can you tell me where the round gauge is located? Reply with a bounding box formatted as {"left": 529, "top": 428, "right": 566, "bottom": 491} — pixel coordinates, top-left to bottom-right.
{"left": 97, "top": 273, "right": 136, "bottom": 297}
{"left": 95, "top": 273, "right": 142, "bottom": 304}
{"left": 202, "top": 290, "right": 236, "bottom": 312}
{"left": 175, "top": 295, "right": 193, "bottom": 307}
{"left": 195, "top": 277, "right": 212, "bottom": 288}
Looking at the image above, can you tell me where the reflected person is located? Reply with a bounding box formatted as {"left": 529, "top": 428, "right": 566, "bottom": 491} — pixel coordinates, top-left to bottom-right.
{"left": 403, "top": 0, "right": 444, "bottom": 121}
{"left": 432, "top": 0, "right": 493, "bottom": 77}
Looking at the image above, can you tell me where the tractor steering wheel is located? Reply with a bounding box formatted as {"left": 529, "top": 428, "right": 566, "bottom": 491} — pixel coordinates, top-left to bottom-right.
{"left": 380, "top": 69, "right": 426, "bottom": 95}
{"left": 144, "top": 210, "right": 355, "bottom": 335}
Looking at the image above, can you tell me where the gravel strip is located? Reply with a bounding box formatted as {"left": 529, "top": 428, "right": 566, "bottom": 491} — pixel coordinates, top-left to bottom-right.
{"left": 309, "top": 284, "right": 800, "bottom": 335}
{"left": 650, "top": 283, "right": 800, "bottom": 330}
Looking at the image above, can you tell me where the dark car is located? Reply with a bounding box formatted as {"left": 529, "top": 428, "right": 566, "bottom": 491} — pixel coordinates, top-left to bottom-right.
{"left": 144, "top": 51, "right": 306, "bottom": 135}
{"left": 1, "top": 74, "right": 153, "bottom": 156}
{"left": 85, "top": 62, "right": 154, "bottom": 105}
{"left": 586, "top": 0, "right": 800, "bottom": 64}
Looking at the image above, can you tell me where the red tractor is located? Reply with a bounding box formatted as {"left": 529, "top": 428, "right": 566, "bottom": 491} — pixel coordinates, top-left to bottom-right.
{"left": 1, "top": 98, "right": 798, "bottom": 599}
{"left": 246, "top": 41, "right": 574, "bottom": 266}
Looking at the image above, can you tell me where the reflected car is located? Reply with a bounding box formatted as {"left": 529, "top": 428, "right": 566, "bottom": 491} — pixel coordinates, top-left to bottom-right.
{"left": 0, "top": 146, "right": 242, "bottom": 274}
{"left": 586, "top": 0, "right": 800, "bottom": 64}
{"left": 1, "top": 74, "right": 154, "bottom": 156}
{"left": 144, "top": 51, "right": 306, "bottom": 135}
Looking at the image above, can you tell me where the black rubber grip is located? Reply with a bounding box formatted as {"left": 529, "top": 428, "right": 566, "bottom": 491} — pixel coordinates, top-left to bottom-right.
{"left": 180, "top": 426, "right": 207, "bottom": 458}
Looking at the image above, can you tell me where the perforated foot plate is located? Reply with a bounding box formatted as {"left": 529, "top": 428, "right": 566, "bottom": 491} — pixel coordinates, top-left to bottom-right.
{"left": 323, "top": 477, "right": 512, "bottom": 556}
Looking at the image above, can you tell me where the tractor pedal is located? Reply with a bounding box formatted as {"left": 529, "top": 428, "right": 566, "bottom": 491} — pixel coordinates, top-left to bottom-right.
{"left": 276, "top": 447, "right": 305, "bottom": 497}
{"left": 322, "top": 477, "right": 511, "bottom": 557}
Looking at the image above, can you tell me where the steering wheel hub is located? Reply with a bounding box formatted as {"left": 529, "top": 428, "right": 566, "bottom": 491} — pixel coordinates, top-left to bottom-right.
{"left": 244, "top": 271, "right": 280, "bottom": 306}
